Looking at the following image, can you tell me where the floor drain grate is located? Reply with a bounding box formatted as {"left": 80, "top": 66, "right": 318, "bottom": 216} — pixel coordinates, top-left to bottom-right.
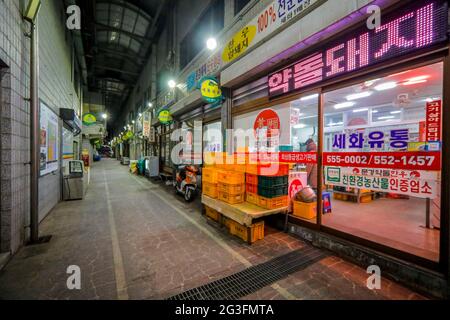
{"left": 167, "top": 245, "right": 327, "bottom": 300}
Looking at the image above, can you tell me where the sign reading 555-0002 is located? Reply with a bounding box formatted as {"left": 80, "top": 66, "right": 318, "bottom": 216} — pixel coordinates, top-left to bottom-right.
{"left": 323, "top": 152, "right": 441, "bottom": 171}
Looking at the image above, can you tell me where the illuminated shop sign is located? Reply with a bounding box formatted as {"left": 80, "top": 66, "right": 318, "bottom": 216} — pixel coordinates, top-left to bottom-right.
{"left": 268, "top": 0, "right": 448, "bottom": 97}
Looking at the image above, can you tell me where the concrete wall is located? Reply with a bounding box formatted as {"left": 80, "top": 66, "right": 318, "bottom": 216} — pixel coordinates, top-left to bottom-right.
{"left": 0, "top": 0, "right": 81, "bottom": 254}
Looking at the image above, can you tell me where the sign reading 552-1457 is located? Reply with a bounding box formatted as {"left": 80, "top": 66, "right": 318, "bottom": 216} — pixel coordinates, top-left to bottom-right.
{"left": 324, "top": 152, "right": 441, "bottom": 171}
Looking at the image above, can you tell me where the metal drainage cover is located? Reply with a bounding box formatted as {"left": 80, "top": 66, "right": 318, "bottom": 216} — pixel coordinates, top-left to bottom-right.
{"left": 167, "top": 245, "right": 327, "bottom": 300}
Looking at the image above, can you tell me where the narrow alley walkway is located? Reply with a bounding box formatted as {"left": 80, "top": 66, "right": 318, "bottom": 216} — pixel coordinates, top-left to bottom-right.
{"left": 0, "top": 160, "right": 425, "bottom": 300}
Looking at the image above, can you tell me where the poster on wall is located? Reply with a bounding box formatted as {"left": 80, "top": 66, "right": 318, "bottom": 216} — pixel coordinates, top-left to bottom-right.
{"left": 62, "top": 127, "right": 74, "bottom": 161}
{"left": 40, "top": 101, "right": 59, "bottom": 176}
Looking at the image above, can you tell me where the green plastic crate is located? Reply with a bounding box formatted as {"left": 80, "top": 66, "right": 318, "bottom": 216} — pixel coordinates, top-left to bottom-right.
{"left": 257, "top": 185, "right": 288, "bottom": 198}
{"left": 258, "top": 175, "right": 288, "bottom": 188}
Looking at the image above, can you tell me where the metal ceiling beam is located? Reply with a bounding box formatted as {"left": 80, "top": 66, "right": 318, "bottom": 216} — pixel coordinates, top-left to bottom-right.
{"left": 96, "top": 0, "right": 153, "bottom": 20}
{"left": 94, "top": 47, "right": 144, "bottom": 61}
{"left": 94, "top": 21, "right": 149, "bottom": 43}
{"left": 94, "top": 64, "right": 140, "bottom": 76}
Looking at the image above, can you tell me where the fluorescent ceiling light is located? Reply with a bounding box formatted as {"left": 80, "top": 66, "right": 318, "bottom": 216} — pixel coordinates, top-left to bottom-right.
{"left": 403, "top": 80, "right": 427, "bottom": 86}
{"left": 372, "top": 110, "right": 378, "bottom": 113}
{"left": 293, "top": 124, "right": 306, "bottom": 129}
{"left": 374, "top": 82, "right": 397, "bottom": 91}
{"left": 346, "top": 91, "right": 372, "bottom": 101}
{"left": 403, "top": 75, "right": 429, "bottom": 86}
{"left": 353, "top": 108, "right": 369, "bottom": 113}
{"left": 390, "top": 111, "right": 401, "bottom": 114}
{"left": 300, "top": 94, "right": 319, "bottom": 101}
{"left": 327, "top": 122, "right": 344, "bottom": 127}
{"left": 407, "top": 75, "right": 430, "bottom": 82}
{"left": 425, "top": 97, "right": 440, "bottom": 103}
{"left": 334, "top": 102, "right": 356, "bottom": 109}
{"left": 378, "top": 116, "right": 395, "bottom": 120}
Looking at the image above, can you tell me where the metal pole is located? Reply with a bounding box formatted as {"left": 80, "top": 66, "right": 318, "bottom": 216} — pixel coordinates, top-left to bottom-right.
{"left": 30, "top": 21, "right": 40, "bottom": 243}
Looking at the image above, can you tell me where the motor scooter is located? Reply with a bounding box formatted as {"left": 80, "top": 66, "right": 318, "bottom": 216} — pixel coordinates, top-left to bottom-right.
{"left": 173, "top": 165, "right": 200, "bottom": 202}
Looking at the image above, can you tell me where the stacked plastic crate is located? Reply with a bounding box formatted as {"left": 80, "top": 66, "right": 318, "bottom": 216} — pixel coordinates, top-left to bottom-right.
{"left": 217, "top": 170, "right": 246, "bottom": 204}
{"left": 245, "top": 163, "right": 290, "bottom": 209}
{"left": 202, "top": 167, "right": 218, "bottom": 198}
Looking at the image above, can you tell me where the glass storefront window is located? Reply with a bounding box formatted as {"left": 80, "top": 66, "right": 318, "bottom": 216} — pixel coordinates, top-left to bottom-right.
{"left": 322, "top": 62, "right": 443, "bottom": 261}
{"left": 204, "top": 121, "right": 222, "bottom": 152}
{"left": 289, "top": 93, "right": 319, "bottom": 224}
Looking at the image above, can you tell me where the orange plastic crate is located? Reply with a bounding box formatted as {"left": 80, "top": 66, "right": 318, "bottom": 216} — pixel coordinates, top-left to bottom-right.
{"left": 245, "top": 163, "right": 289, "bottom": 176}
{"left": 202, "top": 167, "right": 218, "bottom": 183}
{"left": 202, "top": 182, "right": 218, "bottom": 198}
{"left": 293, "top": 201, "right": 316, "bottom": 220}
{"left": 258, "top": 195, "right": 288, "bottom": 209}
{"left": 218, "top": 191, "right": 245, "bottom": 204}
{"left": 218, "top": 183, "right": 245, "bottom": 195}
{"left": 246, "top": 192, "right": 259, "bottom": 205}
{"left": 217, "top": 170, "right": 245, "bottom": 184}
{"left": 246, "top": 173, "right": 258, "bottom": 185}
{"left": 229, "top": 220, "right": 264, "bottom": 243}
{"left": 246, "top": 183, "right": 258, "bottom": 194}
{"left": 205, "top": 206, "right": 221, "bottom": 222}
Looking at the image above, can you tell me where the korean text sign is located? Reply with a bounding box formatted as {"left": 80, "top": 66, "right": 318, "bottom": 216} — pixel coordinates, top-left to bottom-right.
{"left": 268, "top": 0, "right": 448, "bottom": 97}
{"left": 325, "top": 167, "right": 438, "bottom": 199}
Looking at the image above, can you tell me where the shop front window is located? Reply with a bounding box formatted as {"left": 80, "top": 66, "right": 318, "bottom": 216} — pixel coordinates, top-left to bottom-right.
{"left": 322, "top": 62, "right": 443, "bottom": 262}
{"left": 289, "top": 93, "right": 319, "bottom": 224}
{"left": 180, "top": 120, "right": 203, "bottom": 165}
{"left": 204, "top": 121, "right": 222, "bottom": 152}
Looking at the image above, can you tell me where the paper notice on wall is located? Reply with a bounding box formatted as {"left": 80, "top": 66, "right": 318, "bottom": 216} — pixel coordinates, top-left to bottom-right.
{"left": 40, "top": 101, "right": 59, "bottom": 176}
{"left": 325, "top": 166, "right": 438, "bottom": 199}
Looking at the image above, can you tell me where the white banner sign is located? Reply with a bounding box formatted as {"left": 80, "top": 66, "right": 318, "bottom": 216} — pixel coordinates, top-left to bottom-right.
{"left": 325, "top": 167, "right": 438, "bottom": 199}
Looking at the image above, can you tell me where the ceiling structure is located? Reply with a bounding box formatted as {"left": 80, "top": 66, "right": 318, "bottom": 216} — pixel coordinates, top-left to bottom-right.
{"left": 77, "top": 0, "right": 169, "bottom": 127}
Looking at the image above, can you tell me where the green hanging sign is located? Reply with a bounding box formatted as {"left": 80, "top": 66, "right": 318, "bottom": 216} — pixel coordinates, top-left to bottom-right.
{"left": 158, "top": 108, "right": 173, "bottom": 125}
{"left": 198, "top": 77, "right": 223, "bottom": 105}
{"left": 82, "top": 113, "right": 97, "bottom": 126}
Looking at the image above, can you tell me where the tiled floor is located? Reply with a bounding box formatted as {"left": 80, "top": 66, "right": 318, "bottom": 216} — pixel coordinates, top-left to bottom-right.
{"left": 0, "top": 159, "right": 426, "bottom": 300}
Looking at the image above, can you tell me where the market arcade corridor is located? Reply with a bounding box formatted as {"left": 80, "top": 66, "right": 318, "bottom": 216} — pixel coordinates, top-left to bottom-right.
{"left": 0, "top": 159, "right": 423, "bottom": 300}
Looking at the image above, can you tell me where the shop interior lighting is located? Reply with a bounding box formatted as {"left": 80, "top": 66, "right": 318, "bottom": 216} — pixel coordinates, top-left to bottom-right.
{"left": 300, "top": 94, "right": 319, "bottom": 101}
{"left": 346, "top": 91, "right": 372, "bottom": 101}
{"left": 353, "top": 108, "right": 369, "bottom": 113}
{"left": 390, "top": 111, "right": 402, "bottom": 114}
{"left": 374, "top": 82, "right": 397, "bottom": 91}
{"left": 334, "top": 102, "right": 356, "bottom": 109}
{"left": 293, "top": 124, "right": 306, "bottom": 129}
{"left": 327, "top": 122, "right": 344, "bottom": 127}
{"left": 148, "top": 102, "right": 153, "bottom": 107}
{"left": 372, "top": 110, "right": 378, "bottom": 113}
{"left": 378, "top": 116, "right": 395, "bottom": 120}
{"left": 206, "top": 37, "right": 218, "bottom": 51}
{"left": 403, "top": 80, "right": 427, "bottom": 86}
{"left": 425, "top": 97, "right": 440, "bottom": 102}
{"left": 402, "top": 75, "right": 430, "bottom": 86}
